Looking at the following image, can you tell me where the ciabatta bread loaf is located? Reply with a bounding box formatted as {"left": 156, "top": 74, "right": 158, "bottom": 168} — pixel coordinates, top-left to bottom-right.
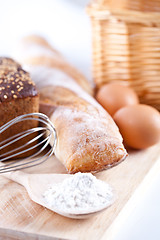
{"left": 14, "top": 35, "right": 127, "bottom": 173}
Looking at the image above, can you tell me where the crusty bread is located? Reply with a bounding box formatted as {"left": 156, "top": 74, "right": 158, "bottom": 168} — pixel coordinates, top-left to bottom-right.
{"left": 14, "top": 35, "right": 94, "bottom": 96}
{"left": 14, "top": 35, "right": 128, "bottom": 173}
{"left": 0, "top": 58, "right": 39, "bottom": 158}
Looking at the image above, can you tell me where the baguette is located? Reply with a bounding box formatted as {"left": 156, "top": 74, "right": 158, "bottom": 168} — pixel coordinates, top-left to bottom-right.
{"left": 14, "top": 35, "right": 127, "bottom": 173}
{"left": 14, "top": 35, "right": 94, "bottom": 96}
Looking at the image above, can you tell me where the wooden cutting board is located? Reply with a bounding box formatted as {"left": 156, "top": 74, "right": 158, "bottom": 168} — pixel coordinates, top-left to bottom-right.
{"left": 0, "top": 142, "right": 160, "bottom": 240}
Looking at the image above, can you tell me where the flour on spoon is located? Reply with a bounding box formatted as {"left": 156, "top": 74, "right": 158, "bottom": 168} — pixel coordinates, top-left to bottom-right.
{"left": 43, "top": 172, "right": 114, "bottom": 214}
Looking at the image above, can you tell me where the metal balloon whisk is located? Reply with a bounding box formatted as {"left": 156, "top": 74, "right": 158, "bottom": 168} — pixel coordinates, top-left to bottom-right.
{"left": 0, "top": 113, "right": 57, "bottom": 173}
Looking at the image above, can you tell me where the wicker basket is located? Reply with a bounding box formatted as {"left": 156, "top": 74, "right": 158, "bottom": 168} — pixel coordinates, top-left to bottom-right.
{"left": 87, "top": 0, "right": 160, "bottom": 111}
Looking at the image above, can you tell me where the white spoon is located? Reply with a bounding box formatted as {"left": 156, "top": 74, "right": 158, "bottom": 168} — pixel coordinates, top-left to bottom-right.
{"left": 2, "top": 170, "right": 114, "bottom": 219}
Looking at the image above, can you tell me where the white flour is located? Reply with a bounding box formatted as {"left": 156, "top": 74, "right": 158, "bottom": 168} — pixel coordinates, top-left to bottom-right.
{"left": 43, "top": 172, "right": 114, "bottom": 214}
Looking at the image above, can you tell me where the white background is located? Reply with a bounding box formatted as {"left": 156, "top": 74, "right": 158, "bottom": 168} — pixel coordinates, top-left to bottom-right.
{"left": 0, "top": 0, "right": 160, "bottom": 239}
{"left": 0, "top": 0, "right": 92, "bottom": 79}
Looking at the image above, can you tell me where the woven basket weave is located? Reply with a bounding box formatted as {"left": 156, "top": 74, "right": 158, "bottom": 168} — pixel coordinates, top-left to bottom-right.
{"left": 87, "top": 0, "right": 160, "bottom": 111}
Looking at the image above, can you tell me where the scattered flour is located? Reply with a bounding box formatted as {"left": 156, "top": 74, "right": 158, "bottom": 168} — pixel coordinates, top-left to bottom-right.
{"left": 43, "top": 172, "right": 114, "bottom": 214}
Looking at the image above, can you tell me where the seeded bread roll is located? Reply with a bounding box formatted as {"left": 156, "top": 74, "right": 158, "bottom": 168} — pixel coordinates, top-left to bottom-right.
{"left": 0, "top": 58, "right": 39, "bottom": 158}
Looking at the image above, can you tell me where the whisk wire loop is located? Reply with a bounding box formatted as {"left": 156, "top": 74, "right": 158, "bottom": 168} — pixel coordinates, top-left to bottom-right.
{"left": 0, "top": 126, "right": 46, "bottom": 148}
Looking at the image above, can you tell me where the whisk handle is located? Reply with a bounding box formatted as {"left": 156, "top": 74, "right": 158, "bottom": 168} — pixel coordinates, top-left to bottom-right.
{"left": 3, "top": 170, "right": 29, "bottom": 188}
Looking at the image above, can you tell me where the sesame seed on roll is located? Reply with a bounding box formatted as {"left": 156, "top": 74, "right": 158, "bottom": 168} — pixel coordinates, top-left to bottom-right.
{"left": 0, "top": 57, "right": 21, "bottom": 70}
{"left": 0, "top": 68, "right": 38, "bottom": 102}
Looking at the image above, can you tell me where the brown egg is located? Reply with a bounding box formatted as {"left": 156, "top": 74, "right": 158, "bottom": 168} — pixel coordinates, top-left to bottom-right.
{"left": 113, "top": 104, "right": 160, "bottom": 149}
{"left": 96, "top": 83, "right": 139, "bottom": 116}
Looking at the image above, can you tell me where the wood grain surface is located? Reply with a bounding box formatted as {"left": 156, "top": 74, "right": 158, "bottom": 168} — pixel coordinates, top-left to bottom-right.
{"left": 0, "top": 143, "right": 160, "bottom": 240}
